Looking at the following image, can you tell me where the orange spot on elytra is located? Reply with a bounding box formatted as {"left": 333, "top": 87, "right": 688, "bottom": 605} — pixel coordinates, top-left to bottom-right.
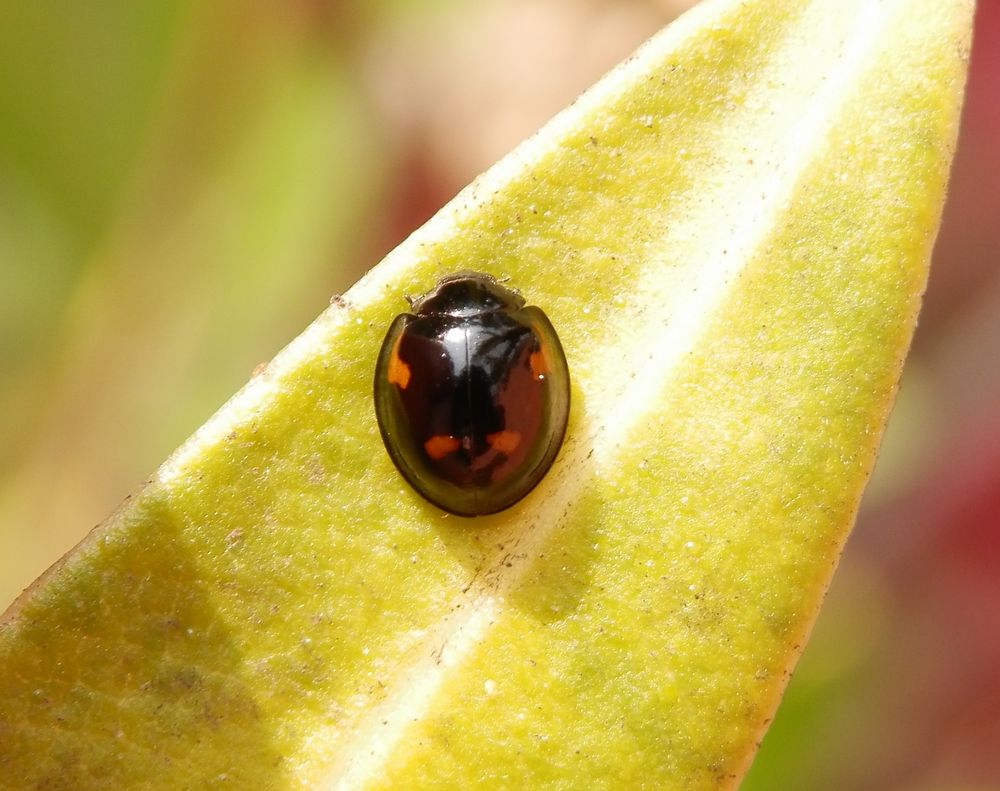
{"left": 424, "top": 435, "right": 460, "bottom": 460}
{"left": 387, "top": 336, "right": 411, "bottom": 389}
{"left": 487, "top": 430, "right": 522, "bottom": 454}
{"left": 530, "top": 349, "right": 548, "bottom": 379}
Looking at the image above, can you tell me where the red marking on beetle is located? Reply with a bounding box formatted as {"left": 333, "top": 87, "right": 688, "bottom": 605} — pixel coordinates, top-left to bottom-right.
{"left": 424, "top": 435, "right": 460, "bottom": 460}
{"left": 487, "top": 430, "right": 522, "bottom": 454}
{"left": 387, "top": 336, "right": 411, "bottom": 389}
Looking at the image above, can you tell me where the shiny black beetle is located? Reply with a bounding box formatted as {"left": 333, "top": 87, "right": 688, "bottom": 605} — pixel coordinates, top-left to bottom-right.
{"left": 373, "top": 272, "right": 570, "bottom": 516}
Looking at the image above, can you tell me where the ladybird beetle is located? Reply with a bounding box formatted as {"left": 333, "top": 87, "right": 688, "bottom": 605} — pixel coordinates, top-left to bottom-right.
{"left": 374, "top": 271, "right": 570, "bottom": 516}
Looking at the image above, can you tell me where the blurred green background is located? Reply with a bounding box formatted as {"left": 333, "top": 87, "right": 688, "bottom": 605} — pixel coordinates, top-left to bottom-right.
{"left": 1, "top": 1, "right": 997, "bottom": 788}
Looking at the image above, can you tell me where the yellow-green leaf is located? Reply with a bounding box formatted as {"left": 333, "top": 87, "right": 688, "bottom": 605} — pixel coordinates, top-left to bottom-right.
{"left": 0, "top": 0, "right": 972, "bottom": 788}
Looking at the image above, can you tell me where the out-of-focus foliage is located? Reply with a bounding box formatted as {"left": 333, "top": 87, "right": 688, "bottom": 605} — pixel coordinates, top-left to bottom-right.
{"left": 0, "top": 0, "right": 390, "bottom": 602}
{"left": 0, "top": 1, "right": 995, "bottom": 788}
{"left": 0, "top": 0, "right": 192, "bottom": 446}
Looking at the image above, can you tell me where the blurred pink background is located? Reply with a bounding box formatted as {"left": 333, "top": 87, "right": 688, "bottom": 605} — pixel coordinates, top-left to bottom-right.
{"left": 0, "top": 1, "right": 996, "bottom": 787}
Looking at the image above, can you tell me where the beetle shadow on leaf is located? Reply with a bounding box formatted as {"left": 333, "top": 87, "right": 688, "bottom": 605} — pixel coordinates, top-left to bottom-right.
{"left": 430, "top": 380, "right": 602, "bottom": 625}
{"left": 505, "top": 477, "right": 604, "bottom": 627}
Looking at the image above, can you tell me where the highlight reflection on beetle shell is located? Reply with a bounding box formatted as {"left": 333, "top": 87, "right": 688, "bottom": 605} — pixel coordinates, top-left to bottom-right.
{"left": 373, "top": 272, "right": 570, "bottom": 516}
